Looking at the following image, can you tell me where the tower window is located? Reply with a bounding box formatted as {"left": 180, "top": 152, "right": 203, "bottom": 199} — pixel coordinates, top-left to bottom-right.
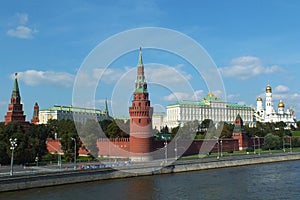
{"left": 139, "top": 119, "right": 141, "bottom": 123}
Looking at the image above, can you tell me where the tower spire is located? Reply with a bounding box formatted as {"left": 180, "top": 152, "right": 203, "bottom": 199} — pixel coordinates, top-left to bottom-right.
{"left": 135, "top": 47, "right": 147, "bottom": 92}
{"left": 138, "top": 47, "right": 143, "bottom": 66}
{"left": 12, "top": 73, "right": 20, "bottom": 99}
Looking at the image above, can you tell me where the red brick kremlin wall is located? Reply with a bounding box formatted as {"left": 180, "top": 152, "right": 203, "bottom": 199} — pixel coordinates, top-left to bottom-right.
{"left": 96, "top": 138, "right": 239, "bottom": 158}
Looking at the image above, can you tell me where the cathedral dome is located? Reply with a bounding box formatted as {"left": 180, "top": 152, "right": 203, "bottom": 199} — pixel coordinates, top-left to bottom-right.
{"left": 266, "top": 85, "right": 272, "bottom": 93}
{"left": 208, "top": 92, "right": 214, "bottom": 97}
{"left": 278, "top": 99, "right": 285, "bottom": 108}
{"left": 256, "top": 96, "right": 263, "bottom": 101}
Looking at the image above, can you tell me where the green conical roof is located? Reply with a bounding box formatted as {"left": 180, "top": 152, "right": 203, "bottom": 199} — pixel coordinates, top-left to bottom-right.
{"left": 11, "top": 74, "right": 20, "bottom": 99}
{"left": 138, "top": 47, "right": 143, "bottom": 65}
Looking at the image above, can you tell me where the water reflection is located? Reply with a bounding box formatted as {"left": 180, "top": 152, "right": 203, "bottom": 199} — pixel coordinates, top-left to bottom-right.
{"left": 0, "top": 160, "right": 299, "bottom": 200}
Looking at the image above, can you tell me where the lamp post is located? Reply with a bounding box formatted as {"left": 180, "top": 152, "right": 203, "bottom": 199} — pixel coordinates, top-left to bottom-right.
{"left": 164, "top": 138, "right": 168, "bottom": 163}
{"left": 255, "top": 136, "right": 260, "bottom": 155}
{"left": 174, "top": 137, "right": 178, "bottom": 160}
{"left": 253, "top": 137, "right": 256, "bottom": 154}
{"left": 71, "top": 137, "right": 77, "bottom": 170}
{"left": 9, "top": 138, "right": 17, "bottom": 176}
{"left": 213, "top": 136, "right": 219, "bottom": 159}
{"left": 220, "top": 140, "right": 223, "bottom": 157}
{"left": 282, "top": 136, "right": 285, "bottom": 152}
{"left": 58, "top": 141, "right": 62, "bottom": 170}
{"left": 289, "top": 136, "right": 292, "bottom": 153}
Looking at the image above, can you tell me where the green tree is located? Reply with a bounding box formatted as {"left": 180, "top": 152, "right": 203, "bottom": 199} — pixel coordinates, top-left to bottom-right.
{"left": 100, "top": 119, "right": 113, "bottom": 133}
{"left": 106, "top": 121, "right": 129, "bottom": 138}
{"left": 177, "top": 120, "right": 199, "bottom": 139}
{"left": 264, "top": 133, "right": 280, "bottom": 150}
{"left": 220, "top": 122, "right": 234, "bottom": 138}
{"left": 79, "top": 119, "right": 100, "bottom": 158}
{"left": 160, "top": 126, "right": 170, "bottom": 134}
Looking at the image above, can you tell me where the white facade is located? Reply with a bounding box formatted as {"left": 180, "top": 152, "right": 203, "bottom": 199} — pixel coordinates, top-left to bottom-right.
{"left": 152, "top": 112, "right": 166, "bottom": 130}
{"left": 39, "top": 105, "right": 110, "bottom": 124}
{"left": 160, "top": 93, "right": 254, "bottom": 129}
{"left": 254, "top": 84, "right": 297, "bottom": 128}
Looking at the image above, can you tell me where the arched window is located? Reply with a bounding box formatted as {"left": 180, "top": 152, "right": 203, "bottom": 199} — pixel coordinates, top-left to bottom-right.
{"left": 139, "top": 118, "right": 141, "bottom": 123}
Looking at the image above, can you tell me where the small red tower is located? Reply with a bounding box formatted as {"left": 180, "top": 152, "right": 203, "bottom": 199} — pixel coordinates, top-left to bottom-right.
{"left": 129, "top": 48, "right": 153, "bottom": 161}
{"left": 232, "top": 114, "right": 249, "bottom": 150}
{"left": 31, "top": 102, "right": 40, "bottom": 124}
{"left": 4, "top": 73, "right": 27, "bottom": 125}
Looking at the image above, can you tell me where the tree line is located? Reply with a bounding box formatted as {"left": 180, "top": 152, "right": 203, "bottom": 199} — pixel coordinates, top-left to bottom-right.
{"left": 0, "top": 118, "right": 130, "bottom": 165}
{"left": 1, "top": 118, "right": 299, "bottom": 165}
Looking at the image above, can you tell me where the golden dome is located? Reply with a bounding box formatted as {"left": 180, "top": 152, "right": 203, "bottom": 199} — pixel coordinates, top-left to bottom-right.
{"left": 208, "top": 92, "right": 214, "bottom": 97}
{"left": 278, "top": 99, "right": 285, "bottom": 108}
{"left": 256, "top": 96, "right": 263, "bottom": 101}
{"left": 266, "top": 85, "right": 272, "bottom": 93}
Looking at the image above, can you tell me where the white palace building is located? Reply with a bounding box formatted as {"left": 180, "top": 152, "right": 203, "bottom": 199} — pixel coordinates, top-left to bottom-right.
{"left": 254, "top": 84, "right": 297, "bottom": 128}
{"left": 153, "top": 93, "right": 254, "bottom": 130}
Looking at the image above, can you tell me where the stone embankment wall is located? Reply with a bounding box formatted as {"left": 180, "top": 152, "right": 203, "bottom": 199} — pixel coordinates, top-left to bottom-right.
{"left": 1, "top": 154, "right": 300, "bottom": 192}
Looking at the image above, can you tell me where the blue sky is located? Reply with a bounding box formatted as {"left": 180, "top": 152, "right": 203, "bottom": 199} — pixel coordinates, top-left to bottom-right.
{"left": 1, "top": 0, "right": 300, "bottom": 120}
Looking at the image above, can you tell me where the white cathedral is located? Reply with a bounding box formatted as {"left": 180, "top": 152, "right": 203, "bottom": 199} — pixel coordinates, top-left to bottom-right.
{"left": 255, "top": 84, "right": 297, "bottom": 128}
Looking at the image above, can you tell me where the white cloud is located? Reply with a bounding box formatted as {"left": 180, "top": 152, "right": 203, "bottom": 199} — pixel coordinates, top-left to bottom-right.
{"left": 86, "top": 63, "right": 192, "bottom": 86}
{"left": 15, "top": 70, "right": 74, "bottom": 87}
{"left": 227, "top": 94, "right": 240, "bottom": 100}
{"left": 93, "top": 68, "right": 125, "bottom": 84}
{"left": 163, "top": 90, "right": 204, "bottom": 102}
{"left": 164, "top": 92, "right": 192, "bottom": 101}
{"left": 146, "top": 64, "right": 192, "bottom": 84}
{"left": 7, "top": 13, "right": 38, "bottom": 39}
{"left": 237, "top": 101, "right": 246, "bottom": 105}
{"left": 7, "top": 26, "right": 38, "bottom": 39}
{"left": 17, "top": 13, "right": 28, "bottom": 25}
{"left": 274, "top": 85, "right": 290, "bottom": 93}
{"left": 219, "top": 56, "right": 281, "bottom": 80}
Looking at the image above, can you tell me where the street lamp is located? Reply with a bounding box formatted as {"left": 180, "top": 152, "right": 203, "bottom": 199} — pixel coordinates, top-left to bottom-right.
{"left": 164, "top": 138, "right": 168, "bottom": 163}
{"left": 253, "top": 137, "right": 256, "bottom": 154}
{"left": 288, "top": 136, "right": 292, "bottom": 153}
{"left": 213, "top": 136, "right": 219, "bottom": 159}
{"left": 9, "top": 138, "right": 17, "bottom": 176}
{"left": 255, "top": 135, "right": 260, "bottom": 155}
{"left": 71, "top": 137, "right": 77, "bottom": 170}
{"left": 220, "top": 140, "right": 223, "bottom": 157}
{"left": 282, "top": 136, "right": 285, "bottom": 152}
{"left": 174, "top": 137, "right": 178, "bottom": 160}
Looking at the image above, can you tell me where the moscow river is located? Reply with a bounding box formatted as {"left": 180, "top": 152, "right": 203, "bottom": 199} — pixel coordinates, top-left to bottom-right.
{"left": 1, "top": 160, "right": 300, "bottom": 200}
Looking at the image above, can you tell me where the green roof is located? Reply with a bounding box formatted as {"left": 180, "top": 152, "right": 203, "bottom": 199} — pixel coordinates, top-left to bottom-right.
{"left": 135, "top": 87, "right": 148, "bottom": 93}
{"left": 168, "top": 101, "right": 252, "bottom": 109}
{"left": 11, "top": 77, "right": 20, "bottom": 99}
{"left": 41, "top": 105, "right": 107, "bottom": 115}
{"left": 168, "top": 101, "right": 208, "bottom": 107}
{"left": 226, "top": 103, "right": 251, "bottom": 108}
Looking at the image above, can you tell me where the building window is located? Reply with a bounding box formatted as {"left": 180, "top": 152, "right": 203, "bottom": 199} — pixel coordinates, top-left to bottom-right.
{"left": 139, "top": 119, "right": 141, "bottom": 123}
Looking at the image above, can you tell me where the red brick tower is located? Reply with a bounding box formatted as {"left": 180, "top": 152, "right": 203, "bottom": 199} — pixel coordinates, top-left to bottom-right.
{"left": 4, "top": 73, "right": 27, "bottom": 125}
{"left": 129, "top": 47, "right": 153, "bottom": 161}
{"left": 31, "top": 102, "right": 40, "bottom": 124}
{"left": 232, "top": 114, "right": 249, "bottom": 150}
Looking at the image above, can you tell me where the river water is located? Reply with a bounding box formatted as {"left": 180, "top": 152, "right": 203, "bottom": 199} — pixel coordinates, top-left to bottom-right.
{"left": 1, "top": 160, "right": 300, "bottom": 200}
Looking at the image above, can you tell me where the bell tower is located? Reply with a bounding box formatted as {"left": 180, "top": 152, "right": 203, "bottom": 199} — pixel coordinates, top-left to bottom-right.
{"left": 129, "top": 47, "right": 153, "bottom": 161}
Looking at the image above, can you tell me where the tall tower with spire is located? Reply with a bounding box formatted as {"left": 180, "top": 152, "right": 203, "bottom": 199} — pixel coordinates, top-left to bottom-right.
{"left": 4, "top": 73, "right": 27, "bottom": 125}
{"left": 265, "top": 83, "right": 273, "bottom": 115}
{"left": 129, "top": 48, "right": 153, "bottom": 161}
